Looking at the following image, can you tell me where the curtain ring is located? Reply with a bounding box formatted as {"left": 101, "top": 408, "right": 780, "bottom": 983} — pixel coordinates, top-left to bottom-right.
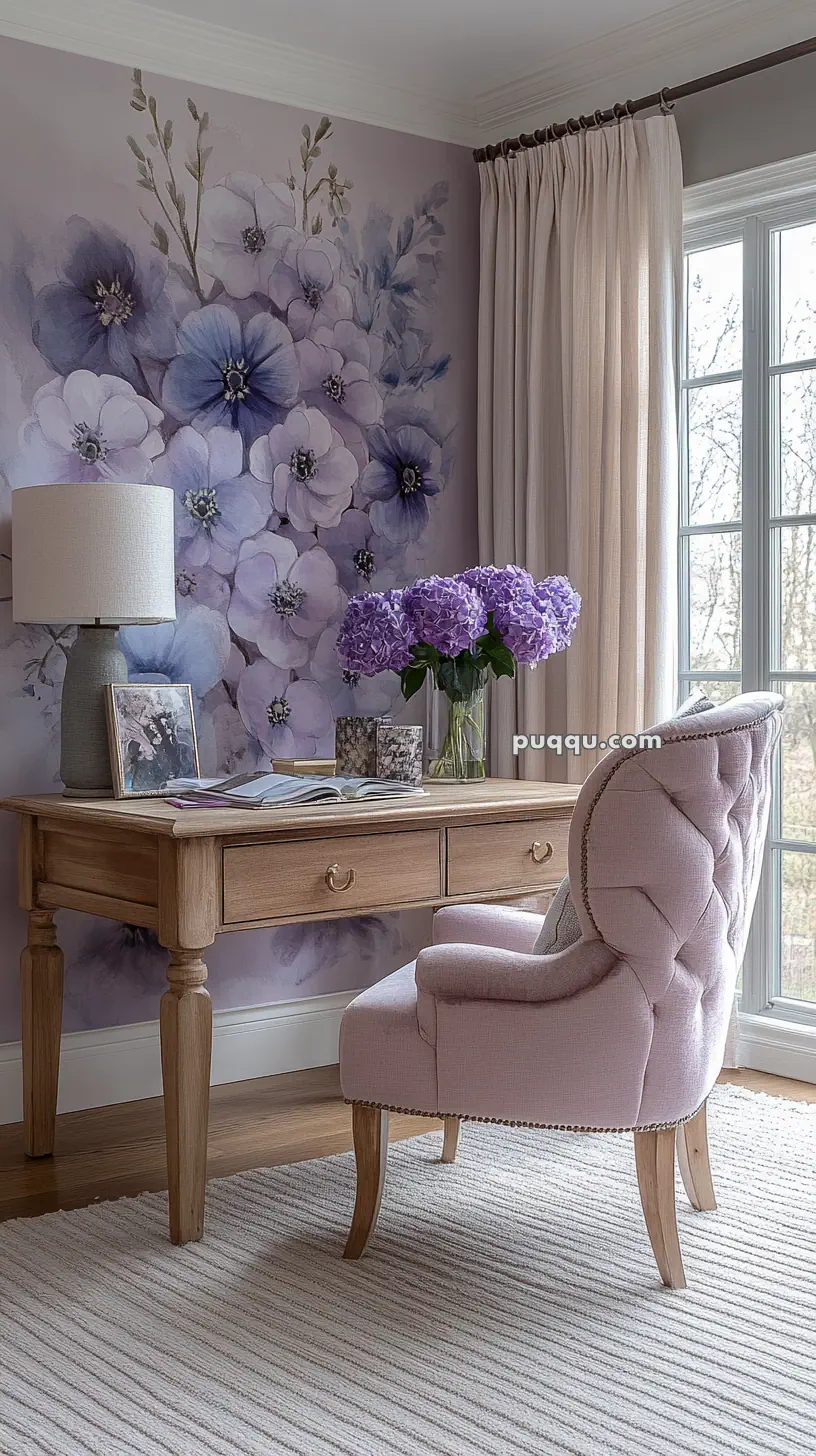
{"left": 566, "top": 116, "right": 581, "bottom": 134}
{"left": 624, "top": 99, "right": 634, "bottom": 118}
{"left": 593, "top": 109, "right": 606, "bottom": 128}
{"left": 659, "top": 87, "right": 675, "bottom": 114}
{"left": 612, "top": 100, "right": 626, "bottom": 122}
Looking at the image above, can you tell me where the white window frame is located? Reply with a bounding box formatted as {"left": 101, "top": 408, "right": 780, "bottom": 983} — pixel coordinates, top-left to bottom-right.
{"left": 683, "top": 153, "right": 816, "bottom": 1079}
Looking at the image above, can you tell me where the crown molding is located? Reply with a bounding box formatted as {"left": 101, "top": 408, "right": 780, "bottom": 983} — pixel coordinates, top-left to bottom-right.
{"left": 475, "top": 0, "right": 816, "bottom": 143}
{"left": 0, "top": 0, "right": 479, "bottom": 148}
{"left": 1, "top": 0, "right": 814, "bottom": 153}
{"left": 684, "top": 148, "right": 816, "bottom": 223}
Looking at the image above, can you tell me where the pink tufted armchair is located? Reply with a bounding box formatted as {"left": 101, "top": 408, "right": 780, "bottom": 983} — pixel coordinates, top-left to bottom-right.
{"left": 339, "top": 693, "right": 783, "bottom": 1287}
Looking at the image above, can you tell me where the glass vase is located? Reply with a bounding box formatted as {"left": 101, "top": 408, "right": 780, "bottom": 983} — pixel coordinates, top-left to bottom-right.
{"left": 429, "top": 680, "right": 487, "bottom": 781}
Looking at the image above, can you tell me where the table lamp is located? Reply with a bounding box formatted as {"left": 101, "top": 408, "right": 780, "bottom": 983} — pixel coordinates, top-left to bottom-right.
{"left": 12, "top": 483, "right": 176, "bottom": 797}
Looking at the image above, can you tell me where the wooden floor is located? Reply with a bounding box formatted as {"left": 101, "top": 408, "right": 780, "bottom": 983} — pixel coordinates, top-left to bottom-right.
{"left": 0, "top": 1065, "right": 813, "bottom": 1225}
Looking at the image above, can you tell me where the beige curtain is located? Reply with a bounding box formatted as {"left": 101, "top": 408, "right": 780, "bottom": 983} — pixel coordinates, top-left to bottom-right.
{"left": 477, "top": 115, "right": 683, "bottom": 782}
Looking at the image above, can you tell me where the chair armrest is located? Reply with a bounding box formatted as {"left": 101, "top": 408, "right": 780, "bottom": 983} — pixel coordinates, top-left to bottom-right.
{"left": 433, "top": 904, "right": 544, "bottom": 954}
{"left": 416, "top": 938, "right": 615, "bottom": 1006}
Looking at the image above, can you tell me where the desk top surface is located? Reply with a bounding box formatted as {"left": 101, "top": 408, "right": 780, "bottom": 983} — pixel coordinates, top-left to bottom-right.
{"left": 1, "top": 778, "right": 581, "bottom": 839}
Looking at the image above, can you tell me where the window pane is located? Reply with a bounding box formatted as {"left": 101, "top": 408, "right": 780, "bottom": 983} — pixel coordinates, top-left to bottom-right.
{"left": 779, "top": 524, "right": 816, "bottom": 671}
{"left": 777, "top": 221, "right": 816, "bottom": 365}
{"left": 780, "top": 682, "right": 816, "bottom": 844}
{"left": 686, "top": 243, "right": 742, "bottom": 378}
{"left": 689, "top": 532, "right": 742, "bottom": 672}
{"left": 778, "top": 369, "right": 816, "bottom": 517}
{"left": 780, "top": 850, "right": 816, "bottom": 1002}
{"left": 679, "top": 680, "right": 741, "bottom": 706}
{"left": 687, "top": 380, "right": 742, "bottom": 524}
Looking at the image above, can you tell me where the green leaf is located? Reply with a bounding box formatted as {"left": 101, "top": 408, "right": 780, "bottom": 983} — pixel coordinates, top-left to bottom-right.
{"left": 146, "top": 133, "right": 158, "bottom": 147}
{"left": 201, "top": 146, "right": 213, "bottom": 166}
{"left": 176, "top": 192, "right": 186, "bottom": 219}
{"left": 301, "top": 123, "right": 311, "bottom": 142}
{"left": 400, "top": 664, "right": 428, "bottom": 701}
{"left": 314, "top": 115, "right": 331, "bottom": 142}
{"left": 312, "top": 146, "right": 321, "bottom": 158}
{"left": 184, "top": 160, "right": 199, "bottom": 180}
{"left": 300, "top": 141, "right": 308, "bottom": 165}
{"left": 163, "top": 119, "right": 173, "bottom": 151}
{"left": 200, "top": 111, "right": 209, "bottom": 130}
{"left": 186, "top": 97, "right": 199, "bottom": 121}
{"left": 126, "top": 135, "right": 146, "bottom": 162}
{"left": 312, "top": 215, "right": 323, "bottom": 234}
{"left": 328, "top": 162, "right": 337, "bottom": 180}
{"left": 132, "top": 67, "right": 142, "bottom": 86}
{"left": 130, "top": 100, "right": 146, "bottom": 112}
{"left": 486, "top": 643, "right": 516, "bottom": 680}
{"left": 148, "top": 96, "right": 158, "bottom": 125}
{"left": 152, "top": 221, "right": 169, "bottom": 255}
{"left": 137, "top": 178, "right": 154, "bottom": 191}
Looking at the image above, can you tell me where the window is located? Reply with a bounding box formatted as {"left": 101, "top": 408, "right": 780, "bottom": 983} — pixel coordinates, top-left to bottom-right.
{"left": 682, "top": 163, "right": 816, "bottom": 1027}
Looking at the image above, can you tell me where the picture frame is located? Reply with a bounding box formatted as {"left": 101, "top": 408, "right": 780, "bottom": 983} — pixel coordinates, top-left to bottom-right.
{"left": 105, "top": 683, "right": 200, "bottom": 799}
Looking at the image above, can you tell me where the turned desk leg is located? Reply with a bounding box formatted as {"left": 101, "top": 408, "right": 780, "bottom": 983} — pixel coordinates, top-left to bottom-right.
{"left": 160, "top": 949, "right": 212, "bottom": 1245}
{"left": 21, "top": 909, "right": 64, "bottom": 1158}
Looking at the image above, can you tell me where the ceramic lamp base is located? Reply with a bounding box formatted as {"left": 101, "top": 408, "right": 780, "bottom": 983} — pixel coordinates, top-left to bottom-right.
{"left": 60, "top": 625, "right": 127, "bottom": 798}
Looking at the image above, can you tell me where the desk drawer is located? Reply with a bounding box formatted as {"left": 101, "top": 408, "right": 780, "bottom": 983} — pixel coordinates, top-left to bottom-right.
{"left": 446, "top": 815, "right": 570, "bottom": 897}
{"left": 223, "top": 828, "right": 441, "bottom": 924}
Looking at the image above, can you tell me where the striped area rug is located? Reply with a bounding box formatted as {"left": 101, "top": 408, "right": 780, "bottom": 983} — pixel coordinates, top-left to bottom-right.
{"left": 0, "top": 1083, "right": 814, "bottom": 1455}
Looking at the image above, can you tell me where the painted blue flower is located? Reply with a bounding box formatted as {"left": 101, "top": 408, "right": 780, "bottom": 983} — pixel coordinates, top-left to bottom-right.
{"left": 152, "top": 425, "right": 268, "bottom": 574}
{"left": 161, "top": 303, "right": 299, "bottom": 447}
{"left": 32, "top": 216, "right": 178, "bottom": 391}
{"left": 358, "top": 417, "right": 443, "bottom": 543}
{"left": 120, "top": 604, "right": 230, "bottom": 698}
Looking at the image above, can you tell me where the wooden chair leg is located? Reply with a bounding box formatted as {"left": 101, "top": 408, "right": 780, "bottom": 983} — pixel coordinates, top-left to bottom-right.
{"left": 634, "top": 1127, "right": 687, "bottom": 1289}
{"left": 441, "top": 1116, "right": 461, "bottom": 1164}
{"left": 677, "top": 1101, "right": 717, "bottom": 1211}
{"left": 343, "top": 1105, "right": 389, "bottom": 1260}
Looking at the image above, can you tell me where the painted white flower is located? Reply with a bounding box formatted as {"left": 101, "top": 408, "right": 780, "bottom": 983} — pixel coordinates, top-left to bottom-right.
{"left": 228, "top": 530, "right": 341, "bottom": 669}
{"left": 199, "top": 172, "right": 298, "bottom": 299}
{"left": 12, "top": 370, "right": 164, "bottom": 485}
{"left": 267, "top": 236, "right": 353, "bottom": 340}
{"left": 250, "top": 406, "right": 358, "bottom": 532}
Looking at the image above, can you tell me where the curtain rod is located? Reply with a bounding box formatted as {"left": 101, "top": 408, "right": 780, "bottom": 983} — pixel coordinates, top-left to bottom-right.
{"left": 473, "top": 33, "right": 816, "bottom": 163}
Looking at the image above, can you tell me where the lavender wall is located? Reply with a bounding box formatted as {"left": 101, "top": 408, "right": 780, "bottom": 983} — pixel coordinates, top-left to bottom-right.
{"left": 0, "top": 37, "right": 479, "bottom": 1041}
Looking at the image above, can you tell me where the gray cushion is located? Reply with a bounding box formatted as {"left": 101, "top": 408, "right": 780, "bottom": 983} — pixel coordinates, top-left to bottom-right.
{"left": 676, "top": 689, "right": 716, "bottom": 717}
{"left": 533, "top": 875, "right": 581, "bottom": 955}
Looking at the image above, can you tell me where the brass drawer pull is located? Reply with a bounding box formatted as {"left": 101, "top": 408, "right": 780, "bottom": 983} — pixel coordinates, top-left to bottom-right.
{"left": 326, "top": 863, "right": 356, "bottom": 893}
{"left": 530, "top": 840, "right": 553, "bottom": 865}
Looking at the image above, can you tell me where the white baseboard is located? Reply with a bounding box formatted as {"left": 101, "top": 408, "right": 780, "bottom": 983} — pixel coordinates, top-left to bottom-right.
{"left": 738, "top": 1013, "right": 816, "bottom": 1084}
{"left": 0, "top": 988, "right": 358, "bottom": 1127}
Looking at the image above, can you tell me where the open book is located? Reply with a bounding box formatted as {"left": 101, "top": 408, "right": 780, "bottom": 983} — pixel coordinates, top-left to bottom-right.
{"left": 165, "top": 771, "right": 426, "bottom": 808}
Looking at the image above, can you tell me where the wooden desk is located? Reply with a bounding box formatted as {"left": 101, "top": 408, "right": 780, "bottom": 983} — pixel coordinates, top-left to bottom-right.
{"left": 1, "top": 780, "right": 579, "bottom": 1244}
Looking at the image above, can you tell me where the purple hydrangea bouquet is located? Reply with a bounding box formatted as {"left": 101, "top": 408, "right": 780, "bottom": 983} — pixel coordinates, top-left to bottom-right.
{"left": 337, "top": 565, "right": 580, "bottom": 778}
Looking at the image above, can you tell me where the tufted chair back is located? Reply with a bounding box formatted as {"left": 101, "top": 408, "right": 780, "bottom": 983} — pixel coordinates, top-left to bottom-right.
{"left": 568, "top": 692, "right": 783, "bottom": 1123}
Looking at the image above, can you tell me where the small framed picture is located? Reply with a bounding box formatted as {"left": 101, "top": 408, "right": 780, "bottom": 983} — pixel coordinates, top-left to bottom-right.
{"left": 105, "top": 683, "right": 200, "bottom": 799}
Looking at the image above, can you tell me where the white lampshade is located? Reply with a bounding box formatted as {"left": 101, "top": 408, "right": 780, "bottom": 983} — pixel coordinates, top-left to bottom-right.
{"left": 12, "top": 483, "right": 176, "bottom": 625}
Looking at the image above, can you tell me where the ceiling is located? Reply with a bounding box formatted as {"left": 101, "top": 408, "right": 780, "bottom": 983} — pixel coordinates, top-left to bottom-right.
{"left": 147, "top": 0, "right": 686, "bottom": 104}
{"left": 0, "top": 0, "right": 814, "bottom": 145}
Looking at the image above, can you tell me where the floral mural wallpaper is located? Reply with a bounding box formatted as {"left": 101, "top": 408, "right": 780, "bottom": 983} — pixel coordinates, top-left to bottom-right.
{"left": 0, "top": 39, "right": 478, "bottom": 1041}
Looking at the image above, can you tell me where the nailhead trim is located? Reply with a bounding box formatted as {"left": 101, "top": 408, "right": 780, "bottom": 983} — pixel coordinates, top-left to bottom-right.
{"left": 345, "top": 1098, "right": 702, "bottom": 1134}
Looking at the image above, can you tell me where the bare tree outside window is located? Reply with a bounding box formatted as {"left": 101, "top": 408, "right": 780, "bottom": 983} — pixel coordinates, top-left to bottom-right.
{"left": 681, "top": 224, "right": 816, "bottom": 1005}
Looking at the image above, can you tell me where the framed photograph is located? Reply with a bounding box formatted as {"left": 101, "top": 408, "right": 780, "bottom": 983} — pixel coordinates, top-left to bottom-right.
{"left": 105, "top": 683, "right": 200, "bottom": 799}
